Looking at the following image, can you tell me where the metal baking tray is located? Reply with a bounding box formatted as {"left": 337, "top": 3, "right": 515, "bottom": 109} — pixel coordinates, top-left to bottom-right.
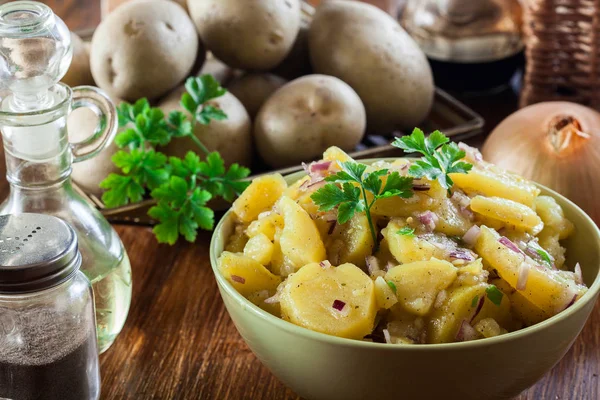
{"left": 75, "top": 88, "right": 484, "bottom": 225}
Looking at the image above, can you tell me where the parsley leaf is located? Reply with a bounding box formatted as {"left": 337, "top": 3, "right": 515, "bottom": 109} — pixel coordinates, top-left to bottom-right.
{"left": 471, "top": 295, "right": 479, "bottom": 308}
{"left": 311, "top": 161, "right": 414, "bottom": 251}
{"left": 486, "top": 285, "right": 504, "bottom": 306}
{"left": 387, "top": 281, "right": 397, "bottom": 294}
{"left": 392, "top": 128, "right": 473, "bottom": 190}
{"left": 181, "top": 75, "right": 228, "bottom": 126}
{"left": 397, "top": 227, "right": 415, "bottom": 237}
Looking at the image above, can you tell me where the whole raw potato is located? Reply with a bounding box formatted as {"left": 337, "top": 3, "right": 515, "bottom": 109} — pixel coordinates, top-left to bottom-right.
{"left": 187, "top": 0, "right": 301, "bottom": 70}
{"left": 62, "top": 32, "right": 94, "bottom": 87}
{"left": 160, "top": 86, "right": 253, "bottom": 167}
{"left": 91, "top": 0, "right": 200, "bottom": 101}
{"left": 309, "top": 1, "right": 434, "bottom": 133}
{"left": 228, "top": 73, "right": 288, "bottom": 119}
{"left": 69, "top": 106, "right": 120, "bottom": 198}
{"left": 255, "top": 74, "right": 366, "bottom": 168}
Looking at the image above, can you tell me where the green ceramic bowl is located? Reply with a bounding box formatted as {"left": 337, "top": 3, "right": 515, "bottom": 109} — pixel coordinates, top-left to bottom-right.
{"left": 210, "top": 160, "right": 600, "bottom": 400}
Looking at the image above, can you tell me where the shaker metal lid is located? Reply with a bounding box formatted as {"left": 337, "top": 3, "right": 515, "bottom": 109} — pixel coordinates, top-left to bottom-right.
{"left": 0, "top": 213, "right": 80, "bottom": 293}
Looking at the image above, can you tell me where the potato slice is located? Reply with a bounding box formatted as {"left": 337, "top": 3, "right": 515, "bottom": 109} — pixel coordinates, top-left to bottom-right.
{"left": 492, "top": 278, "right": 549, "bottom": 326}
{"left": 243, "top": 233, "right": 275, "bottom": 265}
{"left": 372, "top": 192, "right": 436, "bottom": 218}
{"left": 535, "top": 195, "right": 574, "bottom": 240}
{"left": 246, "top": 212, "right": 284, "bottom": 240}
{"left": 382, "top": 220, "right": 446, "bottom": 264}
{"left": 280, "top": 263, "right": 376, "bottom": 339}
{"left": 278, "top": 196, "right": 327, "bottom": 273}
{"left": 474, "top": 226, "right": 582, "bottom": 314}
{"left": 328, "top": 213, "right": 374, "bottom": 269}
{"left": 385, "top": 258, "right": 458, "bottom": 316}
{"left": 470, "top": 196, "right": 543, "bottom": 233}
{"left": 374, "top": 276, "right": 398, "bottom": 309}
{"left": 449, "top": 164, "right": 540, "bottom": 207}
{"left": 428, "top": 284, "right": 488, "bottom": 344}
{"left": 323, "top": 146, "right": 354, "bottom": 169}
{"left": 225, "top": 224, "right": 248, "bottom": 253}
{"left": 218, "top": 252, "right": 281, "bottom": 297}
{"left": 232, "top": 173, "right": 287, "bottom": 223}
{"left": 247, "top": 290, "right": 281, "bottom": 317}
{"left": 434, "top": 198, "right": 472, "bottom": 236}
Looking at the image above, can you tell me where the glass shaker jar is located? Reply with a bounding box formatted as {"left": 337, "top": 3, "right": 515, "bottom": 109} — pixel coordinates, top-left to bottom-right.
{"left": 0, "top": 213, "right": 100, "bottom": 400}
{"left": 0, "top": 1, "right": 132, "bottom": 353}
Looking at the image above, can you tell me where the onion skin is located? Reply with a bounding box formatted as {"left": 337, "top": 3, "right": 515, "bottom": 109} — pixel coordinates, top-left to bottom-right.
{"left": 483, "top": 101, "right": 600, "bottom": 224}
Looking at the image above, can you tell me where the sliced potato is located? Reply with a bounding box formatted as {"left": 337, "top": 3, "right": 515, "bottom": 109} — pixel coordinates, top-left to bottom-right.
{"left": 385, "top": 258, "right": 457, "bottom": 316}
{"left": 278, "top": 196, "right": 327, "bottom": 273}
{"left": 475, "top": 226, "right": 583, "bottom": 314}
{"left": 470, "top": 196, "right": 543, "bottom": 233}
{"left": 428, "top": 284, "right": 487, "bottom": 344}
{"left": 434, "top": 198, "right": 472, "bottom": 236}
{"left": 535, "top": 195, "right": 574, "bottom": 239}
{"left": 232, "top": 174, "right": 287, "bottom": 223}
{"left": 449, "top": 163, "right": 540, "bottom": 207}
{"left": 246, "top": 212, "right": 284, "bottom": 240}
{"left": 225, "top": 225, "right": 248, "bottom": 253}
{"left": 218, "top": 252, "right": 281, "bottom": 297}
{"left": 280, "top": 263, "right": 376, "bottom": 339}
{"left": 492, "top": 278, "right": 549, "bottom": 326}
{"left": 328, "top": 213, "right": 374, "bottom": 269}
{"left": 382, "top": 220, "right": 446, "bottom": 264}
{"left": 243, "top": 233, "right": 275, "bottom": 265}
{"left": 374, "top": 276, "right": 398, "bottom": 309}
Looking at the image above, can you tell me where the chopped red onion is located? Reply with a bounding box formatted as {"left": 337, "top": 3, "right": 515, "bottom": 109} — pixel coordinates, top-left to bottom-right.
{"left": 458, "top": 142, "right": 483, "bottom": 162}
{"left": 516, "top": 262, "right": 531, "bottom": 290}
{"left": 327, "top": 221, "right": 337, "bottom": 235}
{"left": 418, "top": 211, "right": 439, "bottom": 232}
{"left": 449, "top": 250, "right": 476, "bottom": 262}
{"left": 365, "top": 256, "right": 380, "bottom": 275}
{"left": 455, "top": 320, "right": 478, "bottom": 342}
{"left": 320, "top": 260, "right": 332, "bottom": 269}
{"left": 565, "top": 294, "right": 578, "bottom": 309}
{"left": 310, "top": 161, "right": 332, "bottom": 173}
{"left": 332, "top": 299, "right": 346, "bottom": 311}
{"left": 499, "top": 237, "right": 525, "bottom": 255}
{"left": 469, "top": 296, "right": 485, "bottom": 323}
{"left": 231, "top": 275, "right": 246, "bottom": 284}
{"left": 385, "top": 261, "right": 397, "bottom": 271}
{"left": 412, "top": 183, "right": 431, "bottom": 191}
{"left": 322, "top": 210, "right": 338, "bottom": 222}
{"left": 462, "top": 226, "right": 481, "bottom": 246}
{"left": 264, "top": 293, "right": 280, "bottom": 304}
{"left": 451, "top": 191, "right": 471, "bottom": 208}
{"left": 574, "top": 263, "right": 583, "bottom": 285}
{"left": 383, "top": 328, "right": 392, "bottom": 344}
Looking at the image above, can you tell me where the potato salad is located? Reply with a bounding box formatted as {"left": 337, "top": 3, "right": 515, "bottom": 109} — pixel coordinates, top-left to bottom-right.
{"left": 218, "top": 130, "right": 587, "bottom": 344}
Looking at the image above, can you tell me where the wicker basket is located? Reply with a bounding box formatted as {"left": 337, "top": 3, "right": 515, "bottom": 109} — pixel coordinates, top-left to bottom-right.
{"left": 521, "top": 0, "right": 600, "bottom": 108}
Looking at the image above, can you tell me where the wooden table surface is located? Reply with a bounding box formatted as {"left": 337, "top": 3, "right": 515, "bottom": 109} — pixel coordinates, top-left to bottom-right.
{"left": 12, "top": 1, "right": 599, "bottom": 399}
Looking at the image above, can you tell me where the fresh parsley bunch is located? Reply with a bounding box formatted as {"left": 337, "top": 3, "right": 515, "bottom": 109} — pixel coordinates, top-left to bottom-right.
{"left": 100, "top": 75, "right": 250, "bottom": 244}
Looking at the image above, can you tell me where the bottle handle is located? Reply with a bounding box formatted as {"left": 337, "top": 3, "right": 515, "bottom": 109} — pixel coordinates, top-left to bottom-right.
{"left": 70, "top": 86, "right": 118, "bottom": 163}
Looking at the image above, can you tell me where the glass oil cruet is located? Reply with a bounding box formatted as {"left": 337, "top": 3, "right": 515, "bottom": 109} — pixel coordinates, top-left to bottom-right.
{"left": 0, "top": 1, "right": 132, "bottom": 353}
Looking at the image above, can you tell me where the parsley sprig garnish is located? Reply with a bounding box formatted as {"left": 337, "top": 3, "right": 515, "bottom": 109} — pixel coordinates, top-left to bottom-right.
{"left": 310, "top": 161, "right": 413, "bottom": 251}
{"left": 392, "top": 128, "right": 472, "bottom": 191}
{"left": 100, "top": 75, "right": 250, "bottom": 244}
{"left": 397, "top": 227, "right": 416, "bottom": 237}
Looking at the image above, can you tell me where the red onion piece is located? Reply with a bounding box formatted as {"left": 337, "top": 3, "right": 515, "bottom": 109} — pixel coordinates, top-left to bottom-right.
{"left": 385, "top": 261, "right": 397, "bottom": 271}
{"left": 462, "top": 225, "right": 480, "bottom": 246}
{"left": 365, "top": 256, "right": 380, "bottom": 275}
{"left": 449, "top": 250, "right": 476, "bottom": 262}
{"left": 469, "top": 296, "right": 485, "bottom": 323}
{"left": 412, "top": 183, "right": 431, "bottom": 191}
{"left": 574, "top": 263, "right": 583, "bottom": 285}
{"left": 332, "top": 299, "right": 346, "bottom": 311}
{"left": 499, "top": 237, "right": 525, "bottom": 255}
{"left": 418, "top": 211, "right": 439, "bottom": 232}
{"left": 459, "top": 142, "right": 483, "bottom": 162}
{"left": 383, "top": 328, "right": 392, "bottom": 344}
{"left": 320, "top": 260, "right": 332, "bottom": 269}
{"left": 310, "top": 161, "right": 332, "bottom": 173}
{"left": 327, "top": 221, "right": 337, "bottom": 235}
{"left": 564, "top": 294, "right": 578, "bottom": 309}
{"left": 455, "top": 320, "right": 478, "bottom": 342}
{"left": 516, "top": 262, "right": 531, "bottom": 290}
{"left": 231, "top": 275, "right": 246, "bottom": 284}
{"left": 322, "top": 210, "right": 338, "bottom": 222}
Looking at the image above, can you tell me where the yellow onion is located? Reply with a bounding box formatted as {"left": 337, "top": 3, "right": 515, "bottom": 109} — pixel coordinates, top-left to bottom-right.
{"left": 483, "top": 101, "right": 600, "bottom": 224}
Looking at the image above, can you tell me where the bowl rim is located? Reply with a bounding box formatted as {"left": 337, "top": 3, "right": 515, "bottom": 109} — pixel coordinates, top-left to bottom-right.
{"left": 210, "top": 158, "right": 600, "bottom": 350}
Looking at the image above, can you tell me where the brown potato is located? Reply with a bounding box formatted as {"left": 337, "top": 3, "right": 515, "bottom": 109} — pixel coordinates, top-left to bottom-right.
{"left": 227, "top": 73, "right": 288, "bottom": 119}
{"left": 254, "top": 74, "right": 366, "bottom": 168}
{"left": 159, "top": 86, "right": 253, "bottom": 167}
{"left": 187, "top": 0, "right": 301, "bottom": 70}
{"left": 309, "top": 1, "right": 434, "bottom": 133}
{"left": 62, "top": 32, "right": 94, "bottom": 87}
{"left": 91, "top": 0, "right": 201, "bottom": 101}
